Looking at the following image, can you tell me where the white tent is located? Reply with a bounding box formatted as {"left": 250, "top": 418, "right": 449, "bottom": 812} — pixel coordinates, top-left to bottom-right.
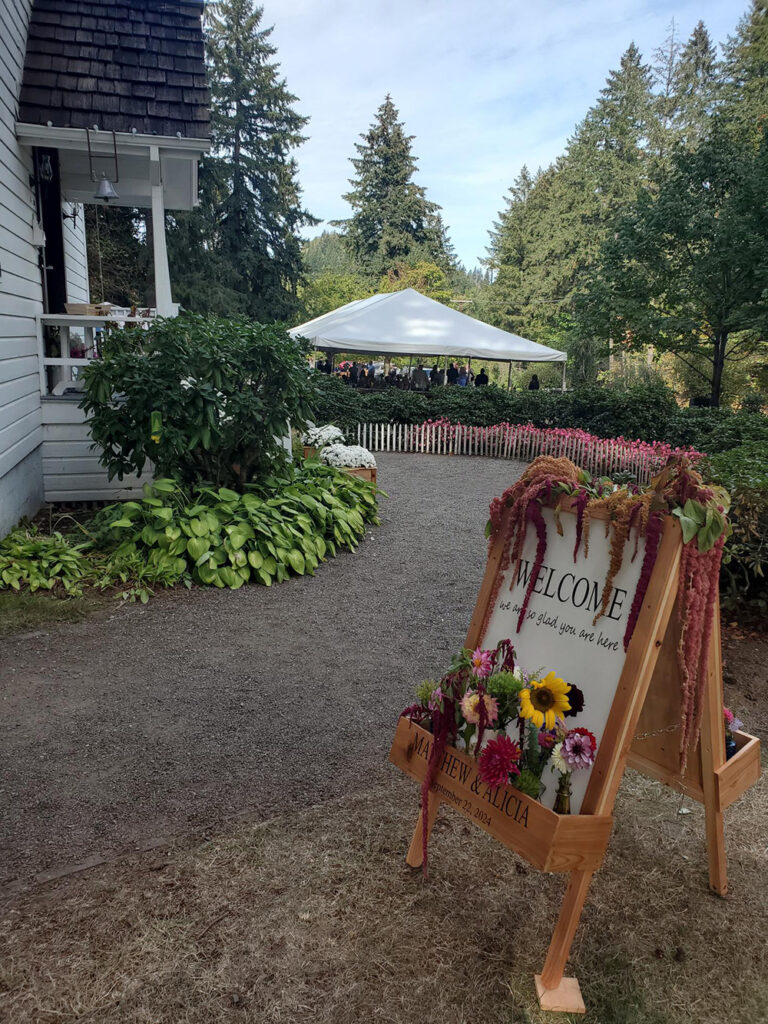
{"left": 290, "top": 288, "right": 567, "bottom": 367}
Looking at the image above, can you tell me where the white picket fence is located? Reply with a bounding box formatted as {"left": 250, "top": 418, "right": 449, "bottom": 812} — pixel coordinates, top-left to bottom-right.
{"left": 355, "top": 420, "right": 695, "bottom": 485}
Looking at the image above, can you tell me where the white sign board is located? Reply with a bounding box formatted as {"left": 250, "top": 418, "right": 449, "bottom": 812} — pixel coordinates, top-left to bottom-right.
{"left": 482, "top": 507, "right": 645, "bottom": 813}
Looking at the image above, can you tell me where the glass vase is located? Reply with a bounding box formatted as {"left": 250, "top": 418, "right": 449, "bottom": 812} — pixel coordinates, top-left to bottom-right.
{"left": 554, "top": 773, "right": 572, "bottom": 815}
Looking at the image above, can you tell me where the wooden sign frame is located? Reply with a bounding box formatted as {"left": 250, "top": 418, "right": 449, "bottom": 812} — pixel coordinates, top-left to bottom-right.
{"left": 389, "top": 502, "right": 760, "bottom": 1014}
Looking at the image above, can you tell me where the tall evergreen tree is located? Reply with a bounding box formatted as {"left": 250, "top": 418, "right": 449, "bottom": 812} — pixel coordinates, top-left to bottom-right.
{"left": 486, "top": 45, "right": 657, "bottom": 342}
{"left": 651, "top": 20, "right": 683, "bottom": 160}
{"left": 168, "top": 1, "right": 315, "bottom": 320}
{"left": 672, "top": 22, "right": 718, "bottom": 145}
{"left": 85, "top": 206, "right": 151, "bottom": 306}
{"left": 720, "top": 0, "right": 768, "bottom": 134}
{"left": 335, "top": 95, "right": 451, "bottom": 277}
{"left": 651, "top": 22, "right": 718, "bottom": 160}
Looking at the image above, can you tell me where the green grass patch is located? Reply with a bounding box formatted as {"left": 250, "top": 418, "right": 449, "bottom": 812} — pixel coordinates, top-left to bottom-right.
{"left": 0, "top": 590, "right": 106, "bottom": 637}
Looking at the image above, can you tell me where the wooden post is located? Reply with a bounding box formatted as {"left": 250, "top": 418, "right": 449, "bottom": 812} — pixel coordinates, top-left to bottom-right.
{"left": 699, "top": 604, "right": 728, "bottom": 895}
{"left": 149, "top": 146, "right": 176, "bottom": 317}
{"left": 406, "top": 796, "right": 441, "bottom": 868}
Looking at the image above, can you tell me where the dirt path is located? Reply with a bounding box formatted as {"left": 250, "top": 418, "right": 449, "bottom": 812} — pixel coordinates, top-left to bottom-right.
{"left": 0, "top": 454, "right": 527, "bottom": 888}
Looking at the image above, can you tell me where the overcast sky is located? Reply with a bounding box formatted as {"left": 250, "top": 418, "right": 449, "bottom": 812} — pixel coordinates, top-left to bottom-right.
{"left": 266, "top": 0, "right": 743, "bottom": 269}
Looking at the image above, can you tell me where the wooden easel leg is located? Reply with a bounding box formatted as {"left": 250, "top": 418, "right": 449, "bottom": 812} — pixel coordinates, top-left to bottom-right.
{"left": 405, "top": 795, "right": 441, "bottom": 868}
{"left": 534, "top": 869, "right": 592, "bottom": 1014}
{"left": 699, "top": 607, "right": 728, "bottom": 895}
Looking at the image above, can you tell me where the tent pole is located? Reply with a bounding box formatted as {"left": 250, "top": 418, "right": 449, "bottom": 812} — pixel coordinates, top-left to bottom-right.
{"left": 507, "top": 362, "right": 512, "bottom": 391}
{"left": 561, "top": 361, "right": 566, "bottom": 392}
{"left": 407, "top": 354, "right": 412, "bottom": 389}
{"left": 444, "top": 353, "right": 448, "bottom": 386}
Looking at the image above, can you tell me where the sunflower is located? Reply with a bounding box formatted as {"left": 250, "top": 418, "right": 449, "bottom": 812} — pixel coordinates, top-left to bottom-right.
{"left": 519, "top": 671, "right": 571, "bottom": 730}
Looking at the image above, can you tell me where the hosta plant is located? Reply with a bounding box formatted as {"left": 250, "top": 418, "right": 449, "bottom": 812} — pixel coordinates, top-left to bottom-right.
{"left": 89, "top": 463, "right": 379, "bottom": 590}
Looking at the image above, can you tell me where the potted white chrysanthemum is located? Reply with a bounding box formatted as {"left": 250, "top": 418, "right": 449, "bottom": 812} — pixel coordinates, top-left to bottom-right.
{"left": 301, "top": 424, "right": 346, "bottom": 458}
{"left": 320, "top": 443, "right": 377, "bottom": 483}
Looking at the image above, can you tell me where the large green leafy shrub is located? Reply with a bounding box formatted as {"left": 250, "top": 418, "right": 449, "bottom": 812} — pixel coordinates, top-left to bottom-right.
{"left": 706, "top": 442, "right": 768, "bottom": 614}
{"left": 81, "top": 313, "right": 317, "bottom": 488}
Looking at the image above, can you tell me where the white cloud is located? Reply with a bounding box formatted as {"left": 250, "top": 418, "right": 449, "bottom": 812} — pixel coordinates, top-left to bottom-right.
{"left": 264, "top": 0, "right": 744, "bottom": 267}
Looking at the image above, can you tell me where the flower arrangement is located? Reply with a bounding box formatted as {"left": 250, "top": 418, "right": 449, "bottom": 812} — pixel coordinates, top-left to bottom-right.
{"left": 302, "top": 424, "right": 346, "bottom": 447}
{"left": 403, "top": 638, "right": 596, "bottom": 874}
{"left": 480, "top": 454, "right": 731, "bottom": 772}
{"left": 321, "top": 443, "right": 376, "bottom": 469}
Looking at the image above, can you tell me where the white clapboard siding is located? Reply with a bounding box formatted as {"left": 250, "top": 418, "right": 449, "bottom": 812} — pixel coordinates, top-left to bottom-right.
{"left": 0, "top": 0, "right": 45, "bottom": 532}
{"left": 41, "top": 399, "right": 150, "bottom": 502}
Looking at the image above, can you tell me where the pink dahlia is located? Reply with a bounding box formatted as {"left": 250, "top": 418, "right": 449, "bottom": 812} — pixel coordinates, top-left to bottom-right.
{"left": 470, "top": 648, "right": 494, "bottom": 679}
{"left": 538, "top": 730, "right": 557, "bottom": 750}
{"left": 460, "top": 689, "right": 499, "bottom": 725}
{"left": 478, "top": 735, "right": 521, "bottom": 787}
{"left": 561, "top": 727, "right": 597, "bottom": 771}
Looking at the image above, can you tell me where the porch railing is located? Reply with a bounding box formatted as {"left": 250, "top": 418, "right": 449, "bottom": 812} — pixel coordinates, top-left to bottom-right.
{"left": 37, "top": 313, "right": 155, "bottom": 396}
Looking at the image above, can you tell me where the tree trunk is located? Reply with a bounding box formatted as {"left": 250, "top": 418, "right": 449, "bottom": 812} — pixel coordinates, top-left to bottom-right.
{"left": 711, "top": 331, "right": 727, "bottom": 407}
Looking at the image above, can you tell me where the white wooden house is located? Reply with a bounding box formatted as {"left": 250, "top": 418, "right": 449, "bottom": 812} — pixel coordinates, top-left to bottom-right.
{"left": 0, "top": 0, "right": 209, "bottom": 535}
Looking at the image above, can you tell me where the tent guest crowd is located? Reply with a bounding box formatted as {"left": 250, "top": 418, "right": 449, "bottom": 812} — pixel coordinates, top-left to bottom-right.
{"left": 315, "top": 358, "right": 504, "bottom": 390}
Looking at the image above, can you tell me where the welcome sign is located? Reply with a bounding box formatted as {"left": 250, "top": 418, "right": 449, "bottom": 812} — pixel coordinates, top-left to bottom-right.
{"left": 481, "top": 506, "right": 645, "bottom": 814}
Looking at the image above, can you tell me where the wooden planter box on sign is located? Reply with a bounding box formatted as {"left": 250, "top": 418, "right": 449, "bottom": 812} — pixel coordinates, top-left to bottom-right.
{"left": 715, "top": 730, "right": 761, "bottom": 810}
{"left": 389, "top": 718, "right": 613, "bottom": 874}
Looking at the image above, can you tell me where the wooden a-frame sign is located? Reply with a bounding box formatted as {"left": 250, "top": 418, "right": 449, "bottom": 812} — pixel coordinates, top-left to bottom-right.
{"left": 389, "top": 500, "right": 761, "bottom": 1014}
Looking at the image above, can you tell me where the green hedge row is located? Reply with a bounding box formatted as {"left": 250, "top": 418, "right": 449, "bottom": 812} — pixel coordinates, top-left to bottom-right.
{"left": 312, "top": 375, "right": 768, "bottom": 453}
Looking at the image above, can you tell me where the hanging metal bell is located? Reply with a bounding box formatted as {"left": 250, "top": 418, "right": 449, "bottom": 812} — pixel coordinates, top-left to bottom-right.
{"left": 94, "top": 177, "right": 119, "bottom": 202}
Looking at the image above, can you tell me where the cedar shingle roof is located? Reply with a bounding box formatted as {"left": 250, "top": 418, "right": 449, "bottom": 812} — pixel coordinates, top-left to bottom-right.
{"left": 18, "top": 0, "right": 210, "bottom": 139}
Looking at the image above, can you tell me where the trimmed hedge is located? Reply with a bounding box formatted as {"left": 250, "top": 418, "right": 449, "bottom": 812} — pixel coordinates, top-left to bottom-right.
{"left": 313, "top": 377, "right": 680, "bottom": 442}
{"left": 705, "top": 442, "right": 768, "bottom": 614}
{"left": 313, "top": 374, "right": 767, "bottom": 455}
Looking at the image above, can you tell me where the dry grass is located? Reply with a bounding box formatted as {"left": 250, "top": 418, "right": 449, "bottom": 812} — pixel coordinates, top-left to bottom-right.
{"left": 1, "top": 765, "right": 766, "bottom": 1024}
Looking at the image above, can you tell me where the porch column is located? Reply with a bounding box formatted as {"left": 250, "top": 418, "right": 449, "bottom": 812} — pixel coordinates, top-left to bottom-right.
{"left": 150, "top": 146, "right": 177, "bottom": 317}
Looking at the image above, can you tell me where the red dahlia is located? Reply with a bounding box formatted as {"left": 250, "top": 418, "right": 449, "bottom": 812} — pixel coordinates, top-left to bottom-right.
{"left": 477, "top": 734, "right": 521, "bottom": 788}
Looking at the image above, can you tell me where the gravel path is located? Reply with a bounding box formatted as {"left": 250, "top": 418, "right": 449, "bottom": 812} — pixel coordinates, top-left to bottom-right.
{"left": 0, "top": 454, "right": 525, "bottom": 887}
